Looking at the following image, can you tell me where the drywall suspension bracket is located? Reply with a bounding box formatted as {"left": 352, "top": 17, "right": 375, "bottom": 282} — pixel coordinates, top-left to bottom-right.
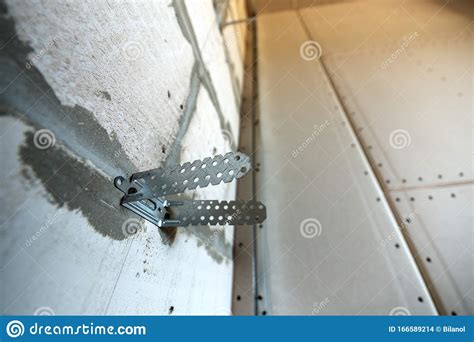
{"left": 114, "top": 152, "right": 266, "bottom": 228}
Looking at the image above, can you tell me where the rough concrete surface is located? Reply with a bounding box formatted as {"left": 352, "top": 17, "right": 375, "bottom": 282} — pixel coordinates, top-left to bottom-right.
{"left": 0, "top": 0, "right": 242, "bottom": 315}
{"left": 222, "top": 0, "right": 247, "bottom": 96}
{"left": 184, "top": 0, "right": 240, "bottom": 141}
{"left": 5, "top": 0, "right": 193, "bottom": 171}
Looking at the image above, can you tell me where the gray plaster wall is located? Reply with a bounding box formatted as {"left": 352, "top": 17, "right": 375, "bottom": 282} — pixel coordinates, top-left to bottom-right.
{"left": 0, "top": 0, "right": 244, "bottom": 315}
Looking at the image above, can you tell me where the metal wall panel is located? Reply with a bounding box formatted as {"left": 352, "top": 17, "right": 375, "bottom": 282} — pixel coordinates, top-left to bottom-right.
{"left": 391, "top": 185, "right": 473, "bottom": 315}
{"left": 299, "top": 0, "right": 473, "bottom": 314}
{"left": 254, "top": 9, "right": 437, "bottom": 315}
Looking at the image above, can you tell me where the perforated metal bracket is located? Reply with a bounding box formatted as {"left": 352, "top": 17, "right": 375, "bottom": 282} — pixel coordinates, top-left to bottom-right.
{"left": 114, "top": 152, "right": 267, "bottom": 228}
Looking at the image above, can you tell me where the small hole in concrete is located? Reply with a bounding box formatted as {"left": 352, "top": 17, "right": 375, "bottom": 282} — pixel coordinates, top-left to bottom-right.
{"left": 236, "top": 295, "right": 241, "bottom": 301}
{"left": 426, "top": 257, "right": 431, "bottom": 263}
{"left": 395, "top": 243, "right": 400, "bottom": 248}
{"left": 262, "top": 310, "right": 267, "bottom": 316}
{"left": 428, "top": 195, "right": 433, "bottom": 200}
{"left": 376, "top": 197, "right": 380, "bottom": 202}
{"left": 418, "top": 297, "right": 423, "bottom": 303}
{"left": 167, "top": 90, "right": 171, "bottom": 99}
{"left": 128, "top": 187, "right": 137, "bottom": 194}
{"left": 438, "top": 174, "right": 443, "bottom": 179}
{"left": 395, "top": 198, "right": 400, "bottom": 202}
{"left": 169, "top": 306, "right": 174, "bottom": 314}
{"left": 402, "top": 179, "right": 407, "bottom": 183}
{"left": 418, "top": 177, "right": 423, "bottom": 182}
{"left": 180, "top": 104, "right": 184, "bottom": 110}
{"left": 459, "top": 172, "right": 464, "bottom": 177}
{"left": 257, "top": 295, "right": 263, "bottom": 300}
{"left": 410, "top": 197, "right": 415, "bottom": 202}
{"left": 451, "top": 311, "right": 457, "bottom": 316}
{"left": 378, "top": 163, "right": 383, "bottom": 167}
{"left": 238, "top": 242, "right": 243, "bottom": 248}
{"left": 451, "top": 193, "right": 456, "bottom": 198}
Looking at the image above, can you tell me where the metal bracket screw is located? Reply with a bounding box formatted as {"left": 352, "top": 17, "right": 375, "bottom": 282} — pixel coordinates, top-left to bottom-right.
{"left": 114, "top": 152, "right": 266, "bottom": 228}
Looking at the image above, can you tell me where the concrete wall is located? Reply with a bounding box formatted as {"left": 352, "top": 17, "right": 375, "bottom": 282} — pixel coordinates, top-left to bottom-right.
{"left": 0, "top": 0, "right": 245, "bottom": 315}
